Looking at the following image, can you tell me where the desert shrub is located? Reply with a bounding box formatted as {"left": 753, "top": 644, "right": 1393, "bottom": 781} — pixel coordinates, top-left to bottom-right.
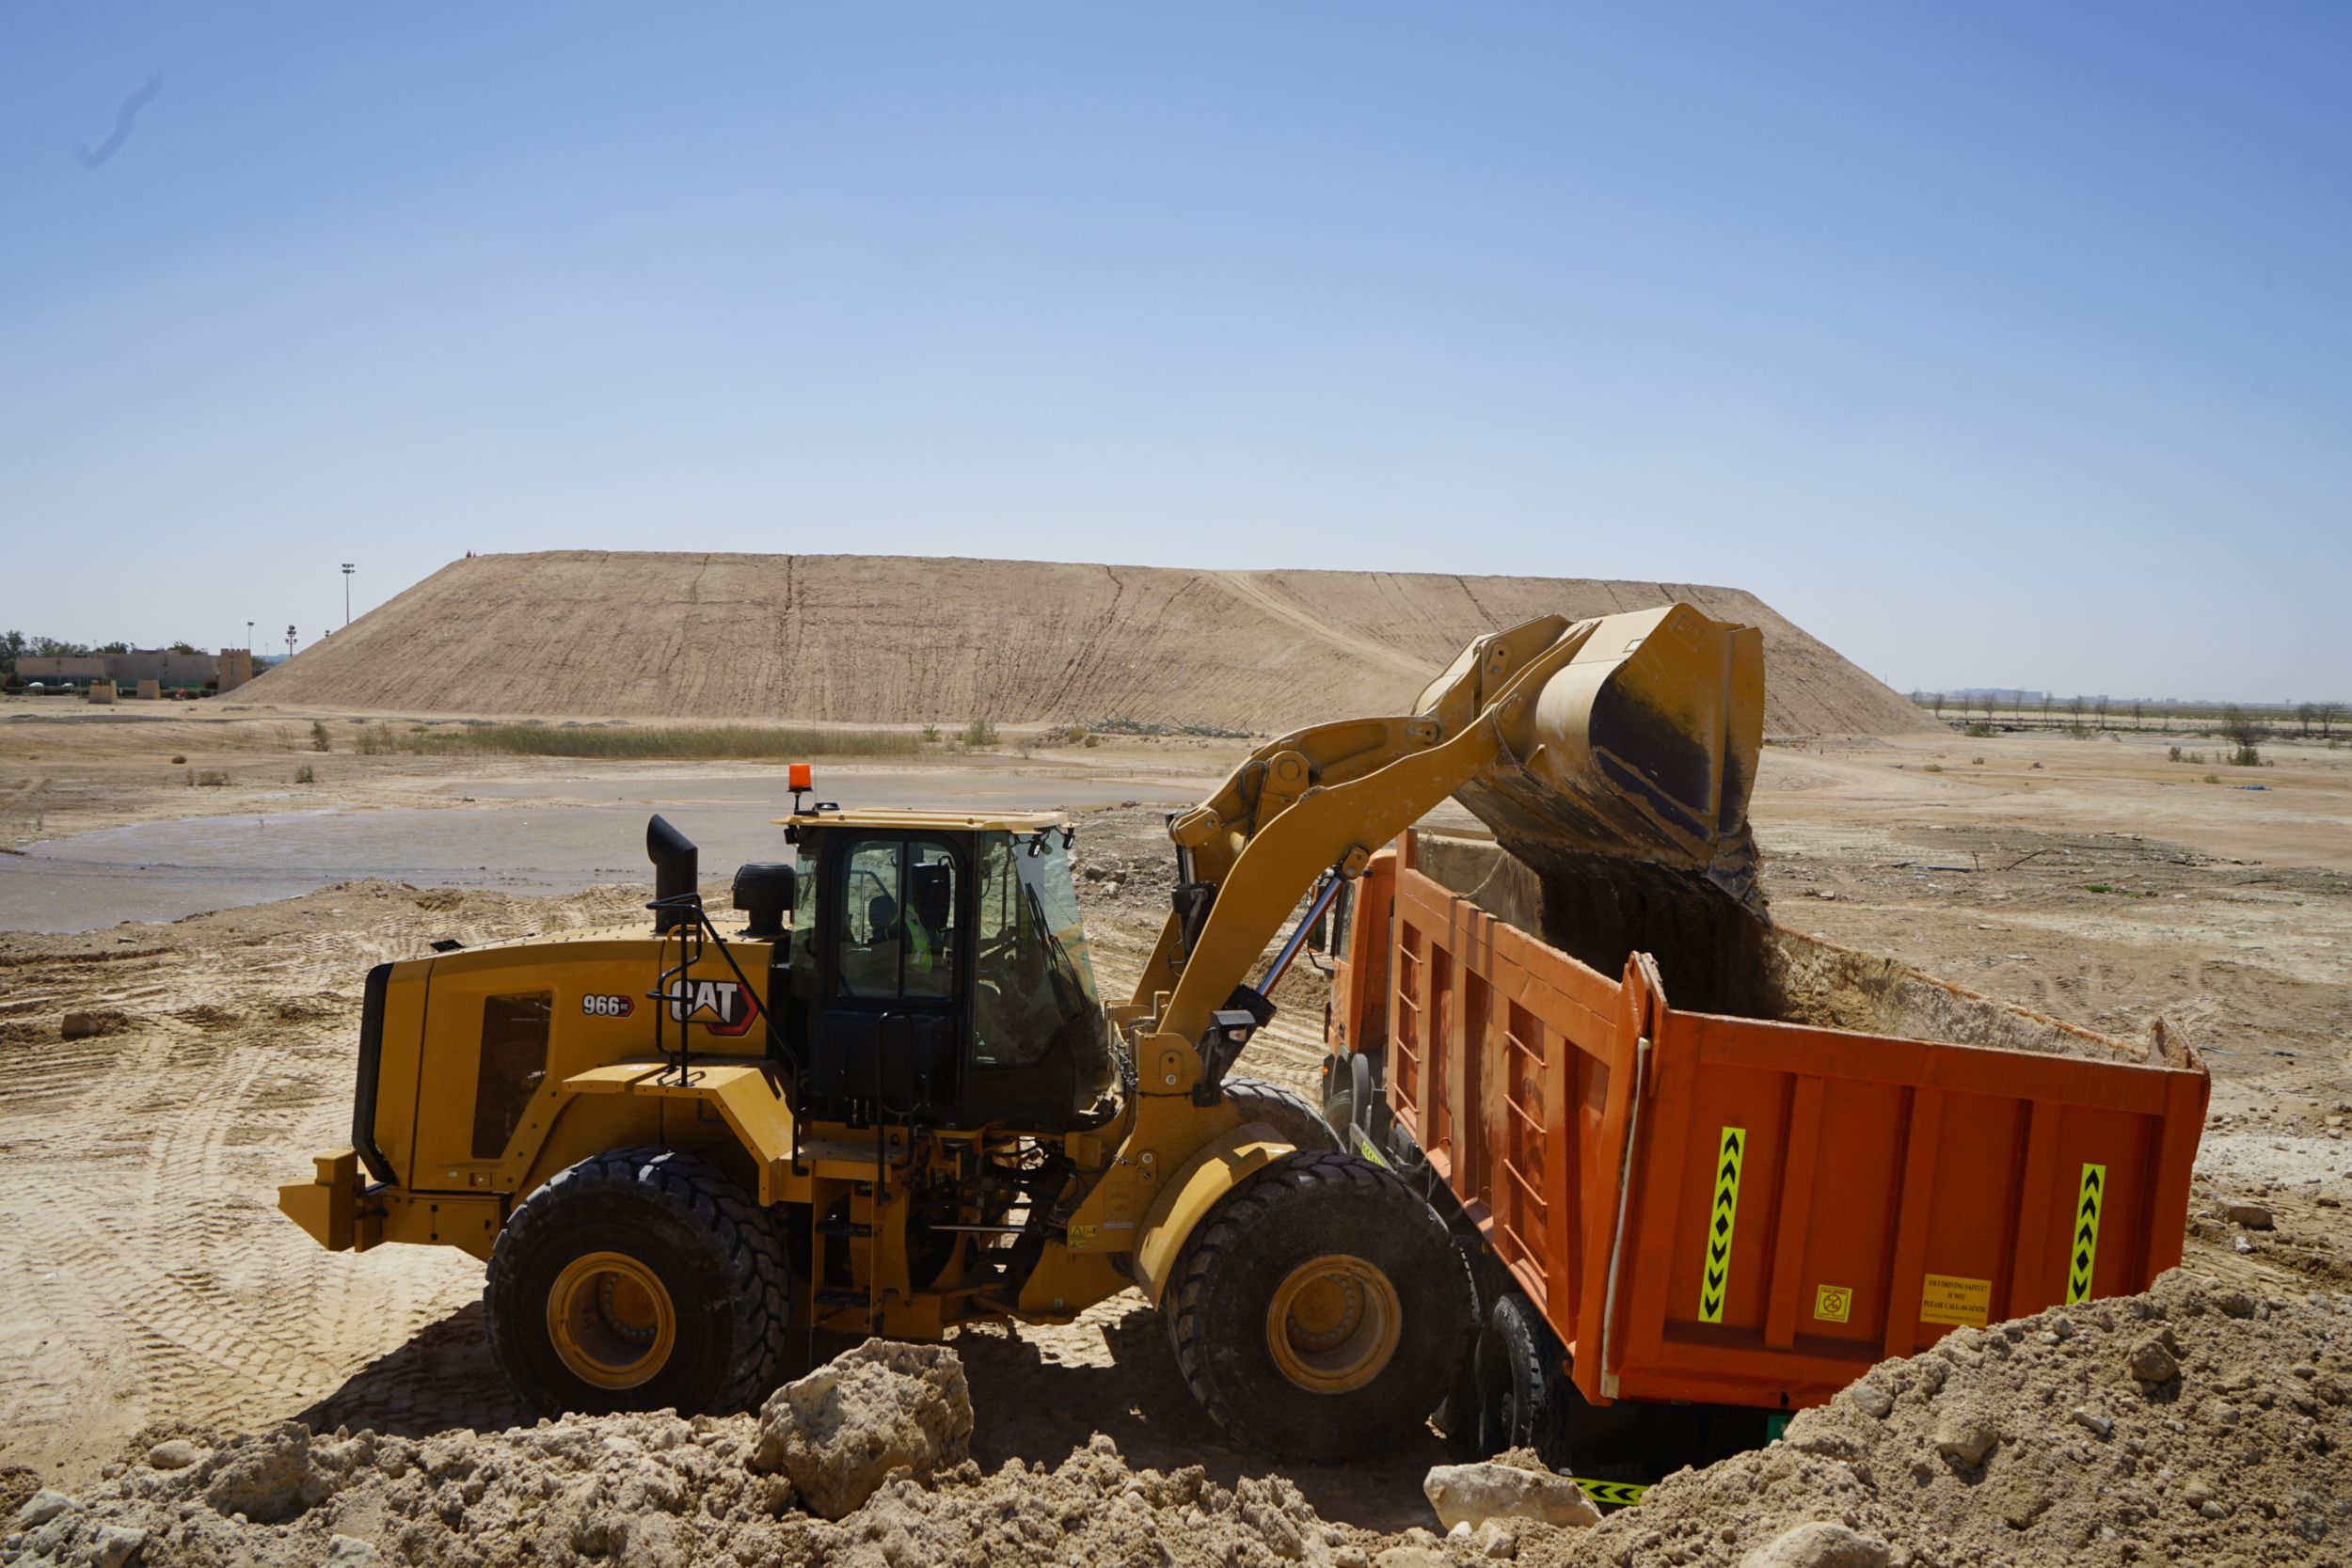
{"left": 2218, "top": 707, "right": 2269, "bottom": 768}
{"left": 961, "top": 716, "right": 999, "bottom": 749}
{"left": 922, "top": 724, "right": 941, "bottom": 744}
{"left": 1963, "top": 721, "right": 1993, "bottom": 737}
{"left": 1922, "top": 763, "right": 1943, "bottom": 773}
{"left": 2203, "top": 772, "right": 2220, "bottom": 784}
{"left": 2169, "top": 746, "right": 2183, "bottom": 761}
{"left": 350, "top": 723, "right": 913, "bottom": 761}
{"left": 169, "top": 753, "right": 186, "bottom": 765}
{"left": 294, "top": 765, "right": 316, "bottom": 784}
{"left": 195, "top": 770, "right": 229, "bottom": 787}
{"left": 1971, "top": 756, "right": 1985, "bottom": 765}
{"left": 309, "top": 721, "right": 331, "bottom": 752}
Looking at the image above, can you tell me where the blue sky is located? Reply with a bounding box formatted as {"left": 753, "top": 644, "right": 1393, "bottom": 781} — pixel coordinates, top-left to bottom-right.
{"left": 4, "top": 5, "right": 2346, "bottom": 700}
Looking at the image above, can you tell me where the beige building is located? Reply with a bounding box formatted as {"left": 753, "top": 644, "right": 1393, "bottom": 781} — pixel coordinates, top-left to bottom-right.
{"left": 17, "top": 650, "right": 220, "bottom": 689}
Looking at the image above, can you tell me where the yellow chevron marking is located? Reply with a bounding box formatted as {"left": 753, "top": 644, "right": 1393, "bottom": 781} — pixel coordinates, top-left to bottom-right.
{"left": 1697, "top": 1125, "right": 1745, "bottom": 1324}
{"left": 2068, "top": 1162, "right": 2106, "bottom": 1304}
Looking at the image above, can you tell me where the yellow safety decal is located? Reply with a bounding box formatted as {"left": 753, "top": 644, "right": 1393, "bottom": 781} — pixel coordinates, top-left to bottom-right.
{"left": 1698, "top": 1126, "right": 1745, "bottom": 1323}
{"left": 1919, "top": 1273, "right": 1992, "bottom": 1327}
{"left": 1813, "top": 1284, "right": 1853, "bottom": 1323}
{"left": 1066, "top": 1224, "right": 1097, "bottom": 1251}
{"left": 2068, "top": 1163, "right": 2106, "bottom": 1304}
{"left": 1571, "top": 1477, "right": 1647, "bottom": 1507}
{"left": 1354, "top": 1126, "right": 1391, "bottom": 1170}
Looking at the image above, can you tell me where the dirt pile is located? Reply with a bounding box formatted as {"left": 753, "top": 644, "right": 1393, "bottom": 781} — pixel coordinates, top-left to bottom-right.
{"left": 12, "top": 1275, "right": 2343, "bottom": 1568}
{"left": 5, "top": 1347, "right": 1379, "bottom": 1568}
{"left": 236, "top": 552, "right": 1931, "bottom": 737}
{"left": 1556, "top": 1269, "right": 2352, "bottom": 1568}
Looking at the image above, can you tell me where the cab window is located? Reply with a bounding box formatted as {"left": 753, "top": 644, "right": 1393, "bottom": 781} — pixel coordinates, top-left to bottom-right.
{"left": 834, "top": 838, "right": 959, "bottom": 1002}
{"left": 972, "top": 831, "right": 1102, "bottom": 1067}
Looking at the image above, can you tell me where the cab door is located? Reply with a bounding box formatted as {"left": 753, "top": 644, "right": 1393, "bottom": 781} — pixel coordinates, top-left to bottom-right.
{"left": 805, "top": 834, "right": 964, "bottom": 1121}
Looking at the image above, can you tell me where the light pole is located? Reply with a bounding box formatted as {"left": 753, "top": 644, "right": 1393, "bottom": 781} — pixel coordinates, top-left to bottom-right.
{"left": 246, "top": 621, "right": 254, "bottom": 653}
{"left": 286, "top": 626, "right": 296, "bottom": 658}
{"left": 342, "top": 563, "right": 355, "bottom": 627}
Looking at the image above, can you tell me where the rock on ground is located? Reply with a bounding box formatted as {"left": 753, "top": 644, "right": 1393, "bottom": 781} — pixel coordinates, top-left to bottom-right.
{"left": 1738, "top": 1522, "right": 1890, "bottom": 1568}
{"left": 1423, "top": 1462, "right": 1600, "bottom": 1531}
{"left": 753, "top": 1338, "right": 974, "bottom": 1520}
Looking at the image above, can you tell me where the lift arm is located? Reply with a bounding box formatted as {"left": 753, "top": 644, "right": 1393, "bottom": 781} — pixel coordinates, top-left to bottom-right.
{"left": 1126, "top": 602, "right": 1764, "bottom": 1053}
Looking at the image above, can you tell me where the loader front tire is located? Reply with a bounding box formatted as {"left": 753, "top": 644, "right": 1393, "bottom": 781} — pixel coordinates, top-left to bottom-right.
{"left": 485, "top": 1147, "right": 787, "bottom": 1417}
{"left": 1167, "top": 1150, "right": 1467, "bottom": 1461}
{"left": 1222, "top": 1075, "right": 1341, "bottom": 1152}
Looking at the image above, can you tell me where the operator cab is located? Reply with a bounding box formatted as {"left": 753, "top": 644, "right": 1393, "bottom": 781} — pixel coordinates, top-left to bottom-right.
{"left": 771, "top": 803, "right": 1117, "bottom": 1132}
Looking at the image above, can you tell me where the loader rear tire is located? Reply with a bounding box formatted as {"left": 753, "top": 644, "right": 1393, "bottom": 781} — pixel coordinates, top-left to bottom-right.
{"left": 1223, "top": 1076, "right": 1340, "bottom": 1153}
{"left": 1167, "top": 1150, "right": 1467, "bottom": 1461}
{"left": 485, "top": 1147, "right": 788, "bottom": 1418}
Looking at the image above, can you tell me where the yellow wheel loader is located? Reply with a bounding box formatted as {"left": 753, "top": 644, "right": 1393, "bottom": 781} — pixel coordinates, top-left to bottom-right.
{"left": 280, "top": 602, "right": 1762, "bottom": 1460}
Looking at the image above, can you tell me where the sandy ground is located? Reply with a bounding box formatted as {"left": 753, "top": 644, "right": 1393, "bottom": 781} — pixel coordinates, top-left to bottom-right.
{"left": 2, "top": 705, "right": 2346, "bottom": 1534}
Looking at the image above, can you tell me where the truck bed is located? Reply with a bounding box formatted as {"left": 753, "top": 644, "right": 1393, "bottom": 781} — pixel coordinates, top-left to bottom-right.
{"left": 1380, "top": 832, "right": 2207, "bottom": 1411}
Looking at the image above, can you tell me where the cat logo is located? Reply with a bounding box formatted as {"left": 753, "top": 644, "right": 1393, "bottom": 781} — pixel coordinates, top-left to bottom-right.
{"left": 664, "top": 978, "right": 760, "bottom": 1037}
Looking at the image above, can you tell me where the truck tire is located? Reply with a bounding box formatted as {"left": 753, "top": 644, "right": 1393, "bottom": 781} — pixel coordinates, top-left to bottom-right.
{"left": 1476, "top": 1291, "right": 1565, "bottom": 1461}
{"left": 1167, "top": 1150, "right": 1468, "bottom": 1461}
{"left": 485, "top": 1147, "right": 788, "bottom": 1417}
{"left": 1429, "top": 1236, "right": 1488, "bottom": 1456}
{"left": 1224, "top": 1076, "right": 1341, "bottom": 1152}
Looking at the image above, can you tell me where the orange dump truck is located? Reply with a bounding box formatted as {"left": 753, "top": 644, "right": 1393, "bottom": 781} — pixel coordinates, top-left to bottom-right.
{"left": 1319, "top": 830, "right": 2208, "bottom": 1473}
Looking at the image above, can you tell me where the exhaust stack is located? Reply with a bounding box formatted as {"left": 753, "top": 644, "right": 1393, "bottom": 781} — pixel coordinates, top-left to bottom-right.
{"left": 646, "top": 814, "right": 698, "bottom": 932}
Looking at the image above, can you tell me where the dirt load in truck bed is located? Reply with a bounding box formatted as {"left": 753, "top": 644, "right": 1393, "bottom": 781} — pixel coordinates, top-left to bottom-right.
{"left": 1414, "top": 832, "right": 2191, "bottom": 1067}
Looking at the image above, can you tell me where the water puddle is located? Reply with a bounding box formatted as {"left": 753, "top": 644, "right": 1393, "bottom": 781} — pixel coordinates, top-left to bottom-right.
{"left": 0, "top": 770, "right": 1194, "bottom": 933}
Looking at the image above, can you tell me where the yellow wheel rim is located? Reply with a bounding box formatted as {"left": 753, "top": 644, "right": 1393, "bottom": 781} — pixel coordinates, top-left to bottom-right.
{"left": 1265, "top": 1253, "right": 1402, "bottom": 1393}
{"left": 548, "top": 1251, "right": 676, "bottom": 1390}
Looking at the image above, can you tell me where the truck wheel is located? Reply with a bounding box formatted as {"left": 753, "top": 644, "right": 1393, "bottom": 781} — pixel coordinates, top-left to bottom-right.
{"left": 1476, "top": 1291, "right": 1565, "bottom": 1460}
{"left": 1429, "top": 1238, "right": 1488, "bottom": 1456}
{"left": 1324, "top": 1051, "right": 1392, "bottom": 1153}
{"left": 1224, "top": 1076, "right": 1340, "bottom": 1152}
{"left": 1167, "top": 1150, "right": 1467, "bottom": 1461}
{"left": 485, "top": 1147, "right": 787, "bottom": 1417}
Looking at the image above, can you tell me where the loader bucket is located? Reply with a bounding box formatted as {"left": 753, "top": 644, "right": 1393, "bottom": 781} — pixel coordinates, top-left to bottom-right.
{"left": 1423, "top": 602, "right": 1766, "bottom": 908}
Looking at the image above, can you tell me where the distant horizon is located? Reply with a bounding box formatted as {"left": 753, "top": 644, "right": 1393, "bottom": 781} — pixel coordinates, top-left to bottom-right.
{"left": 1909, "top": 689, "right": 2347, "bottom": 713}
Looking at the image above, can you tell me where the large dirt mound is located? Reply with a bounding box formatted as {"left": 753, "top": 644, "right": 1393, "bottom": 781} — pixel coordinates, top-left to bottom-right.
{"left": 14, "top": 1275, "right": 2344, "bottom": 1568}
{"left": 1558, "top": 1269, "right": 2351, "bottom": 1568}
{"left": 240, "top": 552, "right": 1931, "bottom": 736}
